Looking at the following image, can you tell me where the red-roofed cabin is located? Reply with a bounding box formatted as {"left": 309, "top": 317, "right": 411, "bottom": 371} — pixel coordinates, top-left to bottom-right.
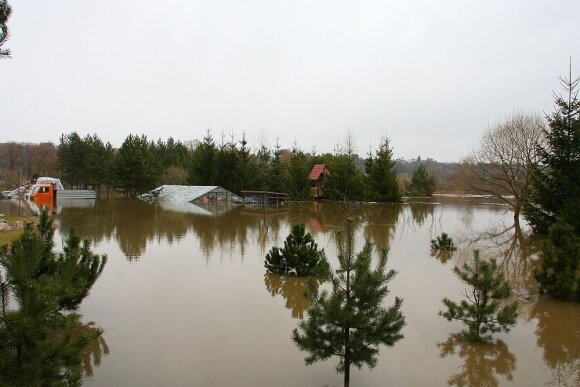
{"left": 309, "top": 164, "right": 328, "bottom": 199}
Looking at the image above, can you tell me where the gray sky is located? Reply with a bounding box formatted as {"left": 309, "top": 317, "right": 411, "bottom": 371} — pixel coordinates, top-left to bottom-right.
{"left": 1, "top": 1, "right": 579, "bottom": 161}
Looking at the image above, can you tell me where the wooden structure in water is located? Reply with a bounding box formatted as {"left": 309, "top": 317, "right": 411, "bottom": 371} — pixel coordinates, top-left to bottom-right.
{"left": 240, "top": 190, "right": 290, "bottom": 206}
{"left": 308, "top": 164, "right": 328, "bottom": 199}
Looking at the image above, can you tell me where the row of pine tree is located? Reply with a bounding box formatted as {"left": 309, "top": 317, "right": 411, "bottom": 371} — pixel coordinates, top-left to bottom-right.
{"left": 58, "top": 131, "right": 433, "bottom": 201}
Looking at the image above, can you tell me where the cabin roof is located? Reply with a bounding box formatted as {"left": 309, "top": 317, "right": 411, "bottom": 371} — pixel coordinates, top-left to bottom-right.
{"left": 308, "top": 164, "right": 327, "bottom": 181}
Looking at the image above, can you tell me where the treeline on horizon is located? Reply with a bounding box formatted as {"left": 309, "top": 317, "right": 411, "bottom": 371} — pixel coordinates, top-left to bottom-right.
{"left": 0, "top": 132, "right": 464, "bottom": 200}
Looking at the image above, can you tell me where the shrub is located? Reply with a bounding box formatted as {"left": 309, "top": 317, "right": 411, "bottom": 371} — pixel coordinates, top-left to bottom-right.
{"left": 265, "top": 224, "right": 329, "bottom": 276}
{"left": 431, "top": 232, "right": 457, "bottom": 252}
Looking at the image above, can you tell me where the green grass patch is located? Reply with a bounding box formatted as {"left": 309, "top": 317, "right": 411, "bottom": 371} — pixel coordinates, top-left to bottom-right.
{"left": 0, "top": 215, "right": 38, "bottom": 247}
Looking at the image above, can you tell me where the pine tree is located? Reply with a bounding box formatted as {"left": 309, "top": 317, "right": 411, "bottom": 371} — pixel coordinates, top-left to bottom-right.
{"left": 431, "top": 232, "right": 457, "bottom": 252}
{"left": 58, "top": 132, "right": 87, "bottom": 188}
{"left": 213, "top": 134, "right": 241, "bottom": 193}
{"left": 535, "top": 219, "right": 580, "bottom": 301}
{"left": 292, "top": 220, "right": 405, "bottom": 387}
{"left": 406, "top": 163, "right": 436, "bottom": 197}
{"left": 0, "top": 209, "right": 107, "bottom": 385}
{"left": 188, "top": 130, "right": 217, "bottom": 185}
{"left": 237, "top": 132, "right": 257, "bottom": 191}
{"left": 268, "top": 140, "right": 287, "bottom": 193}
{"left": 115, "top": 134, "right": 161, "bottom": 198}
{"left": 265, "top": 224, "right": 329, "bottom": 277}
{"left": 365, "top": 136, "right": 401, "bottom": 202}
{"left": 524, "top": 69, "right": 580, "bottom": 235}
{"left": 254, "top": 143, "right": 272, "bottom": 191}
{"left": 440, "top": 251, "right": 518, "bottom": 342}
{"left": 326, "top": 154, "right": 365, "bottom": 201}
{"left": 287, "top": 147, "right": 311, "bottom": 200}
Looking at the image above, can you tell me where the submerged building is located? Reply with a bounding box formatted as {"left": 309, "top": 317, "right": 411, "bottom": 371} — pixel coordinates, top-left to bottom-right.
{"left": 138, "top": 185, "right": 244, "bottom": 215}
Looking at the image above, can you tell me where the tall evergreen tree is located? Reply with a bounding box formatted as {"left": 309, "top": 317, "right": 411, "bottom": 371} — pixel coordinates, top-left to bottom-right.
{"left": 58, "top": 132, "right": 88, "bottom": 188}
{"left": 163, "top": 137, "right": 189, "bottom": 167}
{"left": 524, "top": 69, "right": 580, "bottom": 234}
{"left": 213, "top": 134, "right": 241, "bottom": 192}
{"left": 325, "top": 154, "right": 365, "bottom": 201}
{"left": 535, "top": 220, "right": 580, "bottom": 301}
{"left": 287, "top": 147, "right": 311, "bottom": 200}
{"left": 292, "top": 220, "right": 405, "bottom": 387}
{"left": 237, "top": 132, "right": 257, "bottom": 190}
{"left": 189, "top": 130, "right": 217, "bottom": 186}
{"left": 84, "top": 134, "right": 114, "bottom": 191}
{"left": 365, "top": 137, "right": 401, "bottom": 202}
{"left": 406, "top": 163, "right": 436, "bottom": 197}
{"left": 115, "top": 134, "right": 161, "bottom": 198}
{"left": 268, "top": 140, "right": 287, "bottom": 193}
{"left": 254, "top": 143, "right": 272, "bottom": 191}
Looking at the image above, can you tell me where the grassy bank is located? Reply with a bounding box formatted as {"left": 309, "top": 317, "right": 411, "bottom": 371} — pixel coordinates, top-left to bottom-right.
{"left": 0, "top": 215, "right": 37, "bottom": 246}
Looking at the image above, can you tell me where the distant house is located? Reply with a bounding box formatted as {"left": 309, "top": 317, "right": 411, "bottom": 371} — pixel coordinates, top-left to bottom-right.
{"left": 308, "top": 164, "right": 328, "bottom": 199}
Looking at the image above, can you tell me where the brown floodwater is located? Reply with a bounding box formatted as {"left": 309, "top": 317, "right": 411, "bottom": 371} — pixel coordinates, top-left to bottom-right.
{"left": 1, "top": 197, "right": 578, "bottom": 386}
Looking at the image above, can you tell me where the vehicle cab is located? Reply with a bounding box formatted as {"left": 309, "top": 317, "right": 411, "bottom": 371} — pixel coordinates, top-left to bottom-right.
{"left": 30, "top": 183, "right": 54, "bottom": 203}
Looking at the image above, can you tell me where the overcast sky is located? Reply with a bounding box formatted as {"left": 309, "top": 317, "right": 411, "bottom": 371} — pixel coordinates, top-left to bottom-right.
{"left": 1, "top": 1, "right": 579, "bottom": 161}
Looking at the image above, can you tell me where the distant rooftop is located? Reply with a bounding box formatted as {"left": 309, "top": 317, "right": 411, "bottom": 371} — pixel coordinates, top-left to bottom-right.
{"left": 308, "top": 164, "right": 327, "bottom": 181}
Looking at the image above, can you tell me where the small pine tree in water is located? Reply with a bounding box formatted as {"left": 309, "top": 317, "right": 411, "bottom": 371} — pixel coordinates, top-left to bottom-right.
{"left": 292, "top": 220, "right": 405, "bottom": 387}
{"left": 440, "top": 251, "right": 518, "bottom": 342}
{"left": 0, "top": 209, "right": 107, "bottom": 385}
{"left": 431, "top": 232, "right": 457, "bottom": 252}
{"left": 535, "top": 219, "right": 580, "bottom": 301}
{"left": 265, "top": 224, "right": 329, "bottom": 277}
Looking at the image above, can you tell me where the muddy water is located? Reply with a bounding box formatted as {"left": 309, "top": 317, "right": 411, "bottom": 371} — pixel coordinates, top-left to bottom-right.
{"left": 1, "top": 197, "right": 578, "bottom": 386}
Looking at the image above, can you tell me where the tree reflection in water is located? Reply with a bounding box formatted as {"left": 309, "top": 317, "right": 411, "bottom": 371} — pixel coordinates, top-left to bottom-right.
{"left": 438, "top": 335, "right": 516, "bottom": 387}
{"left": 431, "top": 249, "right": 454, "bottom": 264}
{"left": 462, "top": 222, "right": 542, "bottom": 294}
{"left": 362, "top": 204, "right": 403, "bottom": 251}
{"left": 58, "top": 200, "right": 407, "bottom": 261}
{"left": 0, "top": 313, "right": 108, "bottom": 385}
{"left": 529, "top": 297, "right": 580, "bottom": 387}
{"left": 408, "top": 201, "right": 435, "bottom": 227}
{"left": 264, "top": 274, "right": 323, "bottom": 319}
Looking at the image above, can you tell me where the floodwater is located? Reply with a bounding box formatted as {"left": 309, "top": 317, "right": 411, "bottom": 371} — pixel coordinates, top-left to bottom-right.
{"left": 0, "top": 197, "right": 579, "bottom": 386}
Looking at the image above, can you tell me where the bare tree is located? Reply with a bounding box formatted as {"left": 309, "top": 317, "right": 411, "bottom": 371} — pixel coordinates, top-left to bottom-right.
{"left": 463, "top": 112, "right": 545, "bottom": 223}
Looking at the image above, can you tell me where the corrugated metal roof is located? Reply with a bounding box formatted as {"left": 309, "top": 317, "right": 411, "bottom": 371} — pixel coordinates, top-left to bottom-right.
{"left": 36, "top": 177, "right": 64, "bottom": 191}
{"left": 308, "top": 164, "right": 327, "bottom": 181}
{"left": 139, "top": 185, "right": 242, "bottom": 204}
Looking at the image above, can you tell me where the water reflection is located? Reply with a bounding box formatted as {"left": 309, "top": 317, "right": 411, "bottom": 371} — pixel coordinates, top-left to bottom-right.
{"left": 408, "top": 201, "right": 435, "bottom": 227}
{"left": 264, "top": 274, "right": 324, "bottom": 319}
{"left": 529, "top": 297, "right": 580, "bottom": 387}
{"left": 5, "top": 196, "right": 575, "bottom": 386}
{"left": 461, "top": 222, "right": 541, "bottom": 295}
{"left": 56, "top": 200, "right": 407, "bottom": 261}
{"left": 59, "top": 200, "right": 271, "bottom": 260}
{"left": 362, "top": 204, "right": 403, "bottom": 250}
{"left": 0, "top": 314, "right": 108, "bottom": 385}
{"left": 438, "top": 335, "right": 517, "bottom": 387}
{"left": 431, "top": 249, "right": 454, "bottom": 264}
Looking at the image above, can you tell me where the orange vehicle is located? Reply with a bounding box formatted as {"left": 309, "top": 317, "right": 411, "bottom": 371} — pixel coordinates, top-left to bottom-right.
{"left": 29, "top": 184, "right": 56, "bottom": 212}
{"left": 28, "top": 178, "right": 96, "bottom": 202}
{"left": 30, "top": 183, "right": 56, "bottom": 205}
